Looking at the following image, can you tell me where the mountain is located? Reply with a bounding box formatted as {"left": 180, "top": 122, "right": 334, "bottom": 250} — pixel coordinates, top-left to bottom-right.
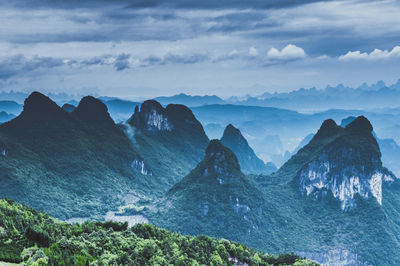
{"left": 0, "top": 92, "right": 157, "bottom": 219}
{"left": 220, "top": 124, "right": 276, "bottom": 174}
{"left": 340, "top": 115, "right": 400, "bottom": 178}
{"left": 233, "top": 79, "right": 400, "bottom": 111}
{"left": 191, "top": 104, "right": 312, "bottom": 166}
{"left": 292, "top": 133, "right": 314, "bottom": 155}
{"left": 123, "top": 100, "right": 209, "bottom": 185}
{"left": 154, "top": 93, "right": 225, "bottom": 107}
{"left": 152, "top": 140, "right": 269, "bottom": 245}
{"left": 378, "top": 138, "right": 400, "bottom": 177}
{"left": 61, "top": 103, "right": 76, "bottom": 112}
{"left": 255, "top": 116, "right": 400, "bottom": 264}
{"left": 148, "top": 116, "right": 400, "bottom": 265}
{"left": 0, "top": 199, "right": 314, "bottom": 265}
{"left": 295, "top": 117, "right": 395, "bottom": 210}
{"left": 0, "top": 100, "right": 23, "bottom": 115}
{"left": 0, "top": 111, "right": 15, "bottom": 124}
{"left": 102, "top": 98, "right": 140, "bottom": 122}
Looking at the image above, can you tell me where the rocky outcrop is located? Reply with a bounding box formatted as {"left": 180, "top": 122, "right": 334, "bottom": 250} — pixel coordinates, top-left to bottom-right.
{"left": 127, "top": 100, "right": 208, "bottom": 145}
{"left": 298, "top": 116, "right": 395, "bottom": 210}
{"left": 128, "top": 101, "right": 173, "bottom": 132}
{"left": 131, "top": 158, "right": 152, "bottom": 176}
{"left": 299, "top": 149, "right": 393, "bottom": 210}
{"left": 0, "top": 141, "right": 7, "bottom": 156}
{"left": 298, "top": 249, "right": 371, "bottom": 266}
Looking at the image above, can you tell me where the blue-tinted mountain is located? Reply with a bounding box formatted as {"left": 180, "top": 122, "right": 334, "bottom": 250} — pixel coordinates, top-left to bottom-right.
{"left": 0, "top": 92, "right": 157, "bottom": 219}
{"left": 233, "top": 79, "right": 400, "bottom": 111}
{"left": 61, "top": 103, "right": 76, "bottom": 112}
{"left": 0, "top": 111, "right": 15, "bottom": 124}
{"left": 154, "top": 93, "right": 225, "bottom": 107}
{"left": 220, "top": 124, "right": 276, "bottom": 174}
{"left": 102, "top": 98, "right": 140, "bottom": 122}
{"left": 153, "top": 140, "right": 269, "bottom": 245}
{"left": 292, "top": 117, "right": 394, "bottom": 210}
{"left": 123, "top": 100, "right": 210, "bottom": 185}
{"left": 0, "top": 100, "right": 23, "bottom": 115}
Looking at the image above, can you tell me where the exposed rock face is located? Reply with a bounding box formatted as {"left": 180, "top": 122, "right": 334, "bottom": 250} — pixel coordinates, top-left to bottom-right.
{"left": 128, "top": 100, "right": 173, "bottom": 132}
{"left": 0, "top": 141, "right": 7, "bottom": 156}
{"left": 127, "top": 100, "right": 208, "bottom": 144}
{"left": 220, "top": 124, "right": 276, "bottom": 174}
{"left": 298, "top": 249, "right": 371, "bottom": 266}
{"left": 298, "top": 116, "right": 395, "bottom": 210}
{"left": 131, "top": 158, "right": 152, "bottom": 176}
{"left": 299, "top": 150, "right": 393, "bottom": 210}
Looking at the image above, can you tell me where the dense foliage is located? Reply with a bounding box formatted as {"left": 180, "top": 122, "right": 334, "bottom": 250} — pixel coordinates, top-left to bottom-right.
{"left": 150, "top": 118, "right": 400, "bottom": 265}
{"left": 0, "top": 199, "right": 315, "bottom": 265}
{"left": 0, "top": 93, "right": 164, "bottom": 220}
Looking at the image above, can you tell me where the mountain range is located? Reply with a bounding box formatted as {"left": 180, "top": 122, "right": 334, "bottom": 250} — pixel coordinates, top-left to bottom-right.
{"left": 149, "top": 115, "right": 400, "bottom": 265}
{"left": 0, "top": 92, "right": 155, "bottom": 219}
{"left": 2, "top": 92, "right": 400, "bottom": 264}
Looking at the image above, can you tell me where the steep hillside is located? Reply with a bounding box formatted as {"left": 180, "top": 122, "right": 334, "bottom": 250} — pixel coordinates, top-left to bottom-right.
{"left": 0, "top": 92, "right": 159, "bottom": 219}
{"left": 151, "top": 140, "right": 271, "bottom": 246}
{"left": 150, "top": 117, "right": 400, "bottom": 265}
{"left": 221, "top": 124, "right": 276, "bottom": 174}
{"left": 123, "top": 100, "right": 209, "bottom": 185}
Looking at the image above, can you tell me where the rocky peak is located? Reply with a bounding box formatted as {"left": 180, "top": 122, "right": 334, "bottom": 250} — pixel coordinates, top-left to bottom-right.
{"left": 0, "top": 140, "right": 7, "bottom": 156}
{"left": 128, "top": 100, "right": 173, "bottom": 132}
{"left": 298, "top": 116, "right": 395, "bottom": 210}
{"left": 203, "top": 140, "right": 241, "bottom": 182}
{"left": 313, "top": 119, "right": 342, "bottom": 140}
{"left": 345, "top": 115, "right": 373, "bottom": 135}
{"left": 22, "top": 92, "right": 64, "bottom": 118}
{"left": 73, "top": 96, "right": 114, "bottom": 125}
{"left": 221, "top": 124, "right": 245, "bottom": 145}
{"left": 220, "top": 124, "right": 276, "bottom": 174}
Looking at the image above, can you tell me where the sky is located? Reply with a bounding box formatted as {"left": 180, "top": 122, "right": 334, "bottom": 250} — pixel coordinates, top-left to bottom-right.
{"left": 0, "top": 0, "right": 400, "bottom": 99}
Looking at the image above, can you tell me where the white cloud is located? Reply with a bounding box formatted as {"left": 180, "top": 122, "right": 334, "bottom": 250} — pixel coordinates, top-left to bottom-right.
{"left": 339, "top": 46, "right": 400, "bottom": 60}
{"left": 266, "top": 44, "right": 306, "bottom": 61}
{"left": 249, "top": 46, "right": 259, "bottom": 56}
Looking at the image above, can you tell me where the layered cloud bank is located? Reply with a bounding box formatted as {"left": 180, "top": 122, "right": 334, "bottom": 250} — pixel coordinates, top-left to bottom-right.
{"left": 0, "top": 0, "right": 400, "bottom": 97}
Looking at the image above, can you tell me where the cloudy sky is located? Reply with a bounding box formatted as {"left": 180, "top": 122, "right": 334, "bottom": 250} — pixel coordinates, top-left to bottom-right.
{"left": 0, "top": 0, "right": 400, "bottom": 99}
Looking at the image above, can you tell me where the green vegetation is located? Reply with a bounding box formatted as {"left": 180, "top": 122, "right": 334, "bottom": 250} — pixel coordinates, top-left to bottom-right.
{"left": 0, "top": 199, "right": 315, "bottom": 265}
{"left": 0, "top": 93, "right": 163, "bottom": 220}
{"left": 125, "top": 100, "right": 210, "bottom": 186}
{"left": 149, "top": 119, "right": 400, "bottom": 265}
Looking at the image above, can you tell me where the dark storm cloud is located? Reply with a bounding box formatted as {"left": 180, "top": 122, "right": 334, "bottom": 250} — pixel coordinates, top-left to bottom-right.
{"left": 3, "top": 0, "right": 397, "bottom": 59}
{"left": 113, "top": 53, "right": 131, "bottom": 71}
{"left": 4, "top": 0, "right": 329, "bottom": 10}
{"left": 0, "top": 51, "right": 214, "bottom": 80}
{"left": 0, "top": 55, "right": 64, "bottom": 79}
{"left": 140, "top": 53, "right": 209, "bottom": 67}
